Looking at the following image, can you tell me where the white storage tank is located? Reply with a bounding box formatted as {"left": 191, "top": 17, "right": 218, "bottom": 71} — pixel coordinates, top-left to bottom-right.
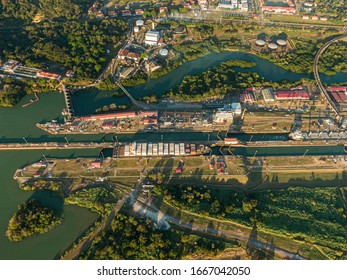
{"left": 276, "top": 39, "right": 287, "bottom": 46}
{"left": 136, "top": 19, "right": 144, "bottom": 27}
{"left": 268, "top": 43, "right": 278, "bottom": 50}
{"left": 255, "top": 39, "right": 266, "bottom": 47}
{"left": 159, "top": 48, "right": 169, "bottom": 57}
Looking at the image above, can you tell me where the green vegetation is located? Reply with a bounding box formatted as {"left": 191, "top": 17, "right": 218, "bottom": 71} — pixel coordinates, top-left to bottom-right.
{"left": 65, "top": 187, "right": 118, "bottom": 215}
{"left": 166, "top": 59, "right": 301, "bottom": 101}
{"left": 259, "top": 38, "right": 347, "bottom": 75}
{"left": 0, "top": 0, "right": 90, "bottom": 21}
{"left": 20, "top": 180, "right": 63, "bottom": 192}
{"left": 79, "top": 213, "right": 239, "bottom": 260}
{"left": 157, "top": 185, "right": 347, "bottom": 259}
{"left": 6, "top": 199, "right": 63, "bottom": 241}
{"left": 315, "top": 0, "right": 347, "bottom": 20}
{"left": 0, "top": 83, "right": 24, "bottom": 107}
{"left": 95, "top": 103, "right": 129, "bottom": 113}
{"left": 0, "top": 19, "right": 127, "bottom": 78}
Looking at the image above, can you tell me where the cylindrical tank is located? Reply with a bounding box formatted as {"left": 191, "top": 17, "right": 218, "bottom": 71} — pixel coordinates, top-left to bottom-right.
{"left": 255, "top": 39, "right": 266, "bottom": 47}
{"left": 159, "top": 48, "right": 169, "bottom": 57}
{"left": 276, "top": 39, "right": 287, "bottom": 46}
{"left": 268, "top": 43, "right": 278, "bottom": 50}
{"left": 136, "top": 19, "right": 144, "bottom": 27}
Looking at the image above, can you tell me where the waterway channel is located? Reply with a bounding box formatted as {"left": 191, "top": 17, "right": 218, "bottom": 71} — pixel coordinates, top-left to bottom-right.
{"left": 1, "top": 51, "right": 347, "bottom": 259}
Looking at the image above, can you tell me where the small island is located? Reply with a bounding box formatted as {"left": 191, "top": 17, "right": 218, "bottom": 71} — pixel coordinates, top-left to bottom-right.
{"left": 6, "top": 199, "right": 63, "bottom": 242}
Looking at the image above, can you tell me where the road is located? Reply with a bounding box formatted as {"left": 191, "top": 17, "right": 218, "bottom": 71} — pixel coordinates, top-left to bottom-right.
{"left": 62, "top": 194, "right": 129, "bottom": 260}
{"left": 134, "top": 197, "right": 306, "bottom": 260}
{"left": 313, "top": 33, "right": 347, "bottom": 121}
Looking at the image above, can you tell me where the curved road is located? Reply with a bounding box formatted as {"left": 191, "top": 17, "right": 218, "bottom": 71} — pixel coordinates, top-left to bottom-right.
{"left": 313, "top": 33, "right": 347, "bottom": 121}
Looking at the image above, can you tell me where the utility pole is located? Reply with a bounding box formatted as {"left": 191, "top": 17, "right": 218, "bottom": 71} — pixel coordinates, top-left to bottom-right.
{"left": 23, "top": 137, "right": 29, "bottom": 145}
{"left": 64, "top": 136, "right": 69, "bottom": 145}
{"left": 207, "top": 133, "right": 210, "bottom": 142}
{"left": 303, "top": 149, "right": 309, "bottom": 157}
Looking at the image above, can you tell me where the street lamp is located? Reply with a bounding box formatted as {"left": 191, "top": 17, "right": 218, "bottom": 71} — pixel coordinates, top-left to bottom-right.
{"left": 303, "top": 149, "right": 309, "bottom": 157}
{"left": 23, "top": 137, "right": 29, "bottom": 145}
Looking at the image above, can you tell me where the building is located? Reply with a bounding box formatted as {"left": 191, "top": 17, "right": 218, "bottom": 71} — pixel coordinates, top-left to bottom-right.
{"left": 95, "top": 11, "right": 104, "bottom": 18}
{"left": 218, "top": 0, "right": 238, "bottom": 9}
{"left": 262, "top": 88, "right": 275, "bottom": 102}
{"left": 66, "top": 70, "right": 75, "bottom": 77}
{"left": 91, "top": 160, "right": 102, "bottom": 168}
{"left": 121, "top": 10, "right": 131, "bottom": 16}
{"left": 118, "top": 49, "right": 129, "bottom": 59}
{"left": 119, "top": 67, "right": 134, "bottom": 78}
{"left": 145, "top": 31, "right": 160, "bottom": 46}
{"left": 108, "top": 11, "right": 117, "bottom": 17}
{"left": 219, "top": 103, "right": 242, "bottom": 115}
{"left": 240, "top": 88, "right": 255, "bottom": 102}
{"left": 224, "top": 138, "right": 238, "bottom": 145}
{"left": 275, "top": 90, "right": 310, "bottom": 100}
{"left": 1, "top": 60, "right": 21, "bottom": 73}
{"left": 260, "top": 0, "right": 296, "bottom": 14}
{"left": 159, "top": 7, "right": 168, "bottom": 14}
{"left": 126, "top": 52, "right": 140, "bottom": 62}
{"left": 135, "top": 9, "right": 144, "bottom": 15}
{"left": 140, "top": 111, "right": 158, "bottom": 118}
{"left": 77, "top": 111, "right": 136, "bottom": 121}
{"left": 37, "top": 70, "right": 61, "bottom": 80}
{"left": 214, "top": 111, "right": 233, "bottom": 124}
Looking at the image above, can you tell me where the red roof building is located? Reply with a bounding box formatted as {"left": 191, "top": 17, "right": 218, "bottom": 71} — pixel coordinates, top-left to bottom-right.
{"left": 79, "top": 111, "right": 136, "bottom": 121}
{"left": 275, "top": 90, "right": 310, "bottom": 100}
{"left": 224, "top": 138, "right": 238, "bottom": 145}
{"left": 36, "top": 70, "right": 61, "bottom": 80}
{"left": 126, "top": 52, "right": 140, "bottom": 61}
{"left": 327, "top": 87, "right": 347, "bottom": 92}
{"left": 118, "top": 49, "right": 129, "bottom": 59}
{"left": 338, "top": 92, "right": 347, "bottom": 102}
{"left": 91, "top": 160, "right": 102, "bottom": 168}
{"left": 261, "top": 6, "right": 296, "bottom": 13}
{"left": 240, "top": 93, "right": 255, "bottom": 102}
{"left": 140, "top": 111, "right": 158, "bottom": 117}
{"left": 143, "top": 118, "right": 158, "bottom": 125}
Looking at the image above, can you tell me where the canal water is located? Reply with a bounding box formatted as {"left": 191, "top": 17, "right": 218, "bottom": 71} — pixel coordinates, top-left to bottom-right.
{"left": 72, "top": 51, "right": 347, "bottom": 116}
{"left": 0, "top": 149, "right": 99, "bottom": 260}
{"left": 1, "top": 51, "right": 347, "bottom": 259}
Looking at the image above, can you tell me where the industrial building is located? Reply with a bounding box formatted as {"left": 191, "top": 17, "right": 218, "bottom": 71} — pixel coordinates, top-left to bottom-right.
{"left": 214, "top": 111, "right": 233, "bottom": 124}
{"left": 262, "top": 88, "right": 275, "bottom": 102}
{"left": 275, "top": 90, "right": 310, "bottom": 100}
{"left": 145, "top": 31, "right": 160, "bottom": 46}
{"left": 240, "top": 88, "right": 255, "bottom": 102}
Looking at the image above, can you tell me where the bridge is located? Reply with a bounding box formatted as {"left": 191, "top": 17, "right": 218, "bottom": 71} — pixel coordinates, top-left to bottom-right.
{"left": 313, "top": 33, "right": 347, "bottom": 121}
{"left": 62, "top": 83, "right": 75, "bottom": 121}
{"left": 116, "top": 81, "right": 155, "bottom": 110}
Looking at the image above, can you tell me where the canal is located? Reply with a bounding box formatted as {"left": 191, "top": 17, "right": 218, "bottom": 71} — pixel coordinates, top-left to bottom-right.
{"left": 1, "top": 51, "right": 347, "bottom": 259}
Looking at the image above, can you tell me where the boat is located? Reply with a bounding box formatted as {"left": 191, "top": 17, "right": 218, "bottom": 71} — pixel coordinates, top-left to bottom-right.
{"left": 114, "top": 142, "right": 210, "bottom": 157}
